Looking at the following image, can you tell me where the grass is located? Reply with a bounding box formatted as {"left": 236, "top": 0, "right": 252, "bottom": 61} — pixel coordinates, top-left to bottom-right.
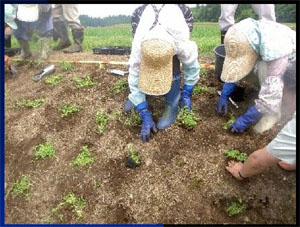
{"left": 60, "top": 61, "right": 74, "bottom": 71}
{"left": 74, "top": 75, "right": 97, "bottom": 89}
{"left": 72, "top": 145, "right": 95, "bottom": 167}
{"left": 109, "top": 78, "right": 128, "bottom": 94}
{"left": 176, "top": 106, "right": 200, "bottom": 129}
{"left": 226, "top": 201, "right": 247, "bottom": 216}
{"left": 15, "top": 98, "right": 45, "bottom": 108}
{"left": 124, "top": 109, "right": 141, "bottom": 127}
{"left": 95, "top": 111, "right": 108, "bottom": 135}
{"left": 59, "top": 103, "right": 81, "bottom": 118}
{"left": 224, "top": 149, "right": 248, "bottom": 162}
{"left": 44, "top": 74, "right": 64, "bottom": 86}
{"left": 6, "top": 175, "right": 31, "bottom": 199}
{"left": 34, "top": 141, "right": 56, "bottom": 160}
{"left": 222, "top": 115, "right": 236, "bottom": 130}
{"left": 192, "top": 85, "right": 215, "bottom": 95}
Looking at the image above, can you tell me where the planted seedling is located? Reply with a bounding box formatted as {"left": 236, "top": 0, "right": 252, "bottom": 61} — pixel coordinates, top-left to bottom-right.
{"left": 28, "top": 59, "right": 45, "bottom": 68}
{"left": 5, "top": 175, "right": 31, "bottom": 199}
{"left": 59, "top": 103, "right": 81, "bottom": 118}
{"left": 222, "top": 114, "right": 236, "bottom": 130}
{"left": 200, "top": 68, "right": 208, "bottom": 79}
{"left": 74, "top": 75, "right": 97, "bottom": 89}
{"left": 72, "top": 145, "right": 95, "bottom": 167}
{"left": 34, "top": 141, "right": 55, "bottom": 160}
{"left": 188, "top": 177, "right": 203, "bottom": 191}
{"left": 60, "top": 61, "right": 74, "bottom": 71}
{"left": 192, "top": 85, "right": 214, "bottom": 95}
{"left": 15, "top": 98, "right": 45, "bottom": 108}
{"left": 95, "top": 111, "right": 107, "bottom": 135}
{"left": 109, "top": 78, "right": 128, "bottom": 94}
{"left": 124, "top": 109, "right": 141, "bottom": 127}
{"left": 226, "top": 200, "right": 247, "bottom": 216}
{"left": 125, "top": 147, "right": 141, "bottom": 168}
{"left": 44, "top": 74, "right": 63, "bottom": 86}
{"left": 176, "top": 106, "right": 200, "bottom": 129}
{"left": 224, "top": 149, "right": 248, "bottom": 162}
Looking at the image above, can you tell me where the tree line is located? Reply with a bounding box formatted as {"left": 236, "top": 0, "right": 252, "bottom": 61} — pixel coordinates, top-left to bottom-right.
{"left": 79, "top": 4, "right": 296, "bottom": 27}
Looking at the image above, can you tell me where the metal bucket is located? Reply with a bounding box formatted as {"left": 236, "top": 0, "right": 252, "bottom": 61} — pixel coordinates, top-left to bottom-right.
{"left": 213, "top": 44, "right": 226, "bottom": 80}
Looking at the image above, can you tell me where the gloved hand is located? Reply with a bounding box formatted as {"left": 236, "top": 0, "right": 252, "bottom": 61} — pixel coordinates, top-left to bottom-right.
{"left": 180, "top": 84, "right": 194, "bottom": 111}
{"left": 217, "top": 83, "right": 237, "bottom": 115}
{"left": 136, "top": 101, "right": 157, "bottom": 142}
{"left": 231, "top": 105, "right": 263, "bottom": 133}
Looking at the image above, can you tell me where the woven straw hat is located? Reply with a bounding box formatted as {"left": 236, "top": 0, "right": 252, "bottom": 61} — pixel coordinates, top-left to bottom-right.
{"left": 221, "top": 26, "right": 259, "bottom": 83}
{"left": 138, "top": 39, "right": 174, "bottom": 95}
{"left": 17, "top": 4, "right": 39, "bottom": 22}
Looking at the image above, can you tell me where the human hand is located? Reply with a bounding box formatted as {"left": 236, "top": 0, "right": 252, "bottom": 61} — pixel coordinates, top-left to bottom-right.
{"left": 226, "top": 160, "right": 244, "bottom": 180}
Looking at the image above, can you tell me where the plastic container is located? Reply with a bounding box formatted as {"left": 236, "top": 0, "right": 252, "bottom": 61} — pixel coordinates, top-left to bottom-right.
{"left": 93, "top": 46, "right": 131, "bottom": 55}
{"left": 213, "top": 44, "right": 226, "bottom": 80}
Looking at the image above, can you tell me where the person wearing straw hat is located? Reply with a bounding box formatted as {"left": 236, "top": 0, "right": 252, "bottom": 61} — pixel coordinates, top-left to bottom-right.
{"left": 216, "top": 18, "right": 296, "bottom": 134}
{"left": 12, "top": 4, "right": 53, "bottom": 60}
{"left": 125, "top": 4, "right": 200, "bottom": 142}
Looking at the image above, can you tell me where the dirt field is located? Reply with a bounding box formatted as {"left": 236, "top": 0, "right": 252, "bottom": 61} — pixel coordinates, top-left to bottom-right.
{"left": 4, "top": 52, "right": 296, "bottom": 224}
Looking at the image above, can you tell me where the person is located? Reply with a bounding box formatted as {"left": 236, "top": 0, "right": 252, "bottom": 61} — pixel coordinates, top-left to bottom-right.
{"left": 52, "top": 4, "right": 84, "bottom": 53}
{"left": 13, "top": 4, "right": 53, "bottom": 60}
{"left": 124, "top": 4, "right": 200, "bottom": 142}
{"left": 218, "top": 4, "right": 276, "bottom": 44}
{"left": 216, "top": 18, "right": 296, "bottom": 134}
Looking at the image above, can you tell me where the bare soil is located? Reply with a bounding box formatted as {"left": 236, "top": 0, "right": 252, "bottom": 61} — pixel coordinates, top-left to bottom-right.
{"left": 4, "top": 52, "right": 296, "bottom": 224}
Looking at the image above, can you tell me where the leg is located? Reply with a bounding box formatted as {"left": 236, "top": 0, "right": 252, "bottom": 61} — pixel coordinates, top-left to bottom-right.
{"left": 218, "top": 4, "right": 238, "bottom": 43}
{"left": 251, "top": 4, "right": 276, "bottom": 22}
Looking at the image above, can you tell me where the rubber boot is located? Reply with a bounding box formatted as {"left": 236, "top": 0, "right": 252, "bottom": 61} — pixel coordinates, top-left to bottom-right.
{"left": 40, "top": 37, "right": 51, "bottom": 60}
{"left": 157, "top": 78, "right": 181, "bottom": 129}
{"left": 17, "top": 39, "right": 32, "bottom": 59}
{"left": 52, "top": 21, "right": 71, "bottom": 51}
{"left": 63, "top": 28, "right": 84, "bottom": 53}
{"left": 5, "top": 35, "right": 11, "bottom": 48}
{"left": 221, "top": 30, "right": 227, "bottom": 44}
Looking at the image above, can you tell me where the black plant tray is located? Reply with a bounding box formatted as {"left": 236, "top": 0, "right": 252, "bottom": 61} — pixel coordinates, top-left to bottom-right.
{"left": 5, "top": 48, "right": 20, "bottom": 57}
{"left": 93, "top": 46, "right": 131, "bottom": 55}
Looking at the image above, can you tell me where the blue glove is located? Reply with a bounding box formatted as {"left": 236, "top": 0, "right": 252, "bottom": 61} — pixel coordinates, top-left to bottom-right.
{"left": 180, "top": 84, "right": 194, "bottom": 111}
{"left": 217, "top": 83, "right": 237, "bottom": 115}
{"left": 136, "top": 101, "right": 157, "bottom": 142}
{"left": 231, "top": 105, "right": 263, "bottom": 133}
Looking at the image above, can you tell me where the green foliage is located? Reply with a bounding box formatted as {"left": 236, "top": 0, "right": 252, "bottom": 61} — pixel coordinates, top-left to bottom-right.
{"left": 59, "top": 104, "right": 81, "bottom": 117}
{"left": 15, "top": 98, "right": 45, "bottom": 108}
{"left": 72, "top": 145, "right": 95, "bottom": 167}
{"left": 109, "top": 78, "right": 128, "bottom": 94}
{"left": 192, "top": 85, "right": 214, "bottom": 95}
{"left": 44, "top": 74, "right": 63, "bottom": 86}
{"left": 128, "top": 147, "right": 140, "bottom": 165}
{"left": 34, "top": 141, "right": 55, "bottom": 160}
{"left": 222, "top": 115, "right": 236, "bottom": 130}
{"left": 60, "top": 61, "right": 74, "bottom": 71}
{"left": 200, "top": 68, "right": 209, "bottom": 78}
{"left": 224, "top": 149, "right": 248, "bottom": 162}
{"left": 227, "top": 201, "right": 247, "bottom": 216}
{"left": 176, "top": 106, "right": 199, "bottom": 129}
{"left": 124, "top": 110, "right": 141, "bottom": 127}
{"left": 74, "top": 75, "right": 97, "bottom": 89}
{"left": 6, "top": 175, "right": 31, "bottom": 199}
{"left": 95, "top": 111, "right": 108, "bottom": 135}
{"left": 28, "top": 59, "right": 45, "bottom": 68}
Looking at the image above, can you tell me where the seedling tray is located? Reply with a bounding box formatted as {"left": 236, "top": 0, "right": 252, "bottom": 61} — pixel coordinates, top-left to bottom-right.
{"left": 93, "top": 46, "right": 131, "bottom": 55}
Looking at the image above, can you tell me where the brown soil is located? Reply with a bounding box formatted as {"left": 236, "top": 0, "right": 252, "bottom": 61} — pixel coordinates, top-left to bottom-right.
{"left": 4, "top": 52, "right": 296, "bottom": 224}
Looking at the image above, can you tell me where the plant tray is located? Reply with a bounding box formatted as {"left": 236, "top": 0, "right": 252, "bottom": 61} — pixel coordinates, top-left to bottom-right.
{"left": 93, "top": 46, "right": 131, "bottom": 55}
{"left": 5, "top": 48, "right": 21, "bottom": 57}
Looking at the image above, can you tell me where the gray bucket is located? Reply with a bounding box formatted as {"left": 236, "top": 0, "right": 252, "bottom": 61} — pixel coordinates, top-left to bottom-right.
{"left": 213, "top": 44, "right": 226, "bottom": 80}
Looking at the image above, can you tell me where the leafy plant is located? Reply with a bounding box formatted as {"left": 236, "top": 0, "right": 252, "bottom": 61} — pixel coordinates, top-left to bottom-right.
{"left": 28, "top": 59, "right": 45, "bottom": 68}
{"left": 109, "top": 78, "right": 128, "bottom": 94}
{"left": 222, "top": 115, "right": 236, "bottom": 130}
{"left": 176, "top": 106, "right": 200, "bottom": 129}
{"left": 200, "top": 68, "right": 209, "bottom": 78}
{"left": 60, "top": 61, "right": 74, "bottom": 71}
{"left": 192, "top": 85, "right": 214, "bottom": 95}
{"left": 72, "top": 145, "right": 95, "bottom": 167}
{"left": 74, "top": 75, "right": 97, "bottom": 89}
{"left": 34, "top": 141, "right": 55, "bottom": 160}
{"left": 224, "top": 149, "right": 248, "bottom": 162}
{"left": 59, "top": 104, "right": 81, "bottom": 117}
{"left": 95, "top": 111, "right": 107, "bottom": 135}
{"left": 128, "top": 147, "right": 140, "bottom": 165}
{"left": 44, "top": 74, "right": 63, "bottom": 86}
{"left": 6, "top": 175, "right": 31, "bottom": 199}
{"left": 15, "top": 98, "right": 45, "bottom": 108}
{"left": 226, "top": 201, "right": 247, "bottom": 216}
{"left": 124, "top": 110, "right": 141, "bottom": 127}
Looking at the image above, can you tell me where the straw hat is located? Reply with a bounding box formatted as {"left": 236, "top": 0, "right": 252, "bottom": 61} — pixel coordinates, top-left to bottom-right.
{"left": 17, "top": 4, "right": 39, "bottom": 22}
{"left": 221, "top": 26, "right": 259, "bottom": 83}
{"left": 5, "top": 4, "right": 17, "bottom": 29}
{"left": 138, "top": 39, "right": 174, "bottom": 95}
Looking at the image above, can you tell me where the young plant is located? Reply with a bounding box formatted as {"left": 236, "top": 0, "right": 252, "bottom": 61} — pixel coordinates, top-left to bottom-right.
{"left": 6, "top": 175, "right": 31, "bottom": 199}
{"left": 60, "top": 61, "right": 74, "bottom": 71}
{"left": 125, "top": 147, "right": 141, "bottom": 168}
{"left": 109, "top": 78, "right": 128, "bottom": 94}
{"left": 44, "top": 74, "right": 63, "bottom": 86}
{"left": 176, "top": 106, "right": 200, "bottom": 129}
{"left": 192, "top": 85, "right": 215, "bottom": 95}
{"left": 200, "top": 68, "right": 209, "bottom": 78}
{"left": 222, "top": 114, "right": 236, "bottom": 130}
{"left": 72, "top": 145, "right": 95, "bottom": 167}
{"left": 59, "top": 103, "right": 81, "bottom": 118}
{"left": 226, "top": 201, "right": 247, "bottom": 216}
{"left": 124, "top": 109, "right": 141, "bottom": 127}
{"left": 28, "top": 59, "right": 45, "bottom": 68}
{"left": 74, "top": 75, "right": 97, "bottom": 89}
{"left": 95, "top": 111, "right": 107, "bottom": 135}
{"left": 34, "top": 141, "right": 55, "bottom": 160}
{"left": 15, "top": 98, "right": 45, "bottom": 108}
{"left": 224, "top": 149, "right": 248, "bottom": 162}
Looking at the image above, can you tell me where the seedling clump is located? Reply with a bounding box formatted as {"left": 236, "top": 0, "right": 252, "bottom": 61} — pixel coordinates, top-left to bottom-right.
{"left": 60, "top": 61, "right": 74, "bottom": 71}
{"left": 44, "top": 74, "right": 63, "bottom": 86}
{"left": 109, "top": 78, "right": 128, "bottom": 94}
{"left": 222, "top": 115, "right": 236, "bottom": 130}
{"left": 72, "top": 145, "right": 95, "bottom": 167}
{"left": 6, "top": 175, "right": 31, "bottom": 199}
{"left": 34, "top": 141, "right": 55, "bottom": 160}
{"left": 226, "top": 201, "right": 247, "bottom": 216}
{"left": 74, "top": 75, "right": 97, "bottom": 89}
{"left": 192, "top": 85, "right": 214, "bottom": 95}
{"left": 95, "top": 111, "right": 107, "bottom": 135}
{"left": 15, "top": 98, "right": 45, "bottom": 108}
{"left": 59, "top": 103, "right": 81, "bottom": 117}
{"left": 124, "top": 109, "right": 141, "bottom": 127}
{"left": 224, "top": 149, "right": 248, "bottom": 162}
{"left": 125, "top": 147, "right": 141, "bottom": 168}
{"left": 176, "top": 106, "right": 199, "bottom": 129}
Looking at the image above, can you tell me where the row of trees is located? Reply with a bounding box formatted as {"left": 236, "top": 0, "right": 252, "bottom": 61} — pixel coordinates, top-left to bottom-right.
{"left": 79, "top": 4, "right": 296, "bottom": 27}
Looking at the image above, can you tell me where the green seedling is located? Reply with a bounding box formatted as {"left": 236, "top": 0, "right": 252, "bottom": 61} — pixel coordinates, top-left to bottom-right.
{"left": 72, "top": 145, "right": 95, "bottom": 167}
{"left": 60, "top": 61, "right": 74, "bottom": 71}
{"left": 188, "top": 178, "right": 203, "bottom": 191}
{"left": 34, "top": 141, "right": 55, "bottom": 160}
{"left": 6, "top": 175, "right": 31, "bottom": 199}
{"left": 125, "top": 147, "right": 141, "bottom": 168}
{"left": 192, "top": 85, "right": 215, "bottom": 95}
{"left": 224, "top": 149, "right": 248, "bottom": 162}
{"left": 109, "top": 78, "right": 128, "bottom": 94}
{"left": 176, "top": 106, "right": 200, "bottom": 129}
{"left": 200, "top": 68, "right": 209, "bottom": 78}
{"left": 226, "top": 201, "right": 247, "bottom": 216}
{"left": 124, "top": 109, "right": 141, "bottom": 127}
{"left": 222, "top": 115, "right": 236, "bottom": 130}
{"left": 59, "top": 104, "right": 81, "bottom": 117}
{"left": 95, "top": 111, "right": 107, "bottom": 135}
{"left": 74, "top": 75, "right": 97, "bottom": 89}
{"left": 28, "top": 59, "right": 45, "bottom": 68}
{"left": 44, "top": 74, "right": 63, "bottom": 86}
{"left": 15, "top": 98, "right": 45, "bottom": 108}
